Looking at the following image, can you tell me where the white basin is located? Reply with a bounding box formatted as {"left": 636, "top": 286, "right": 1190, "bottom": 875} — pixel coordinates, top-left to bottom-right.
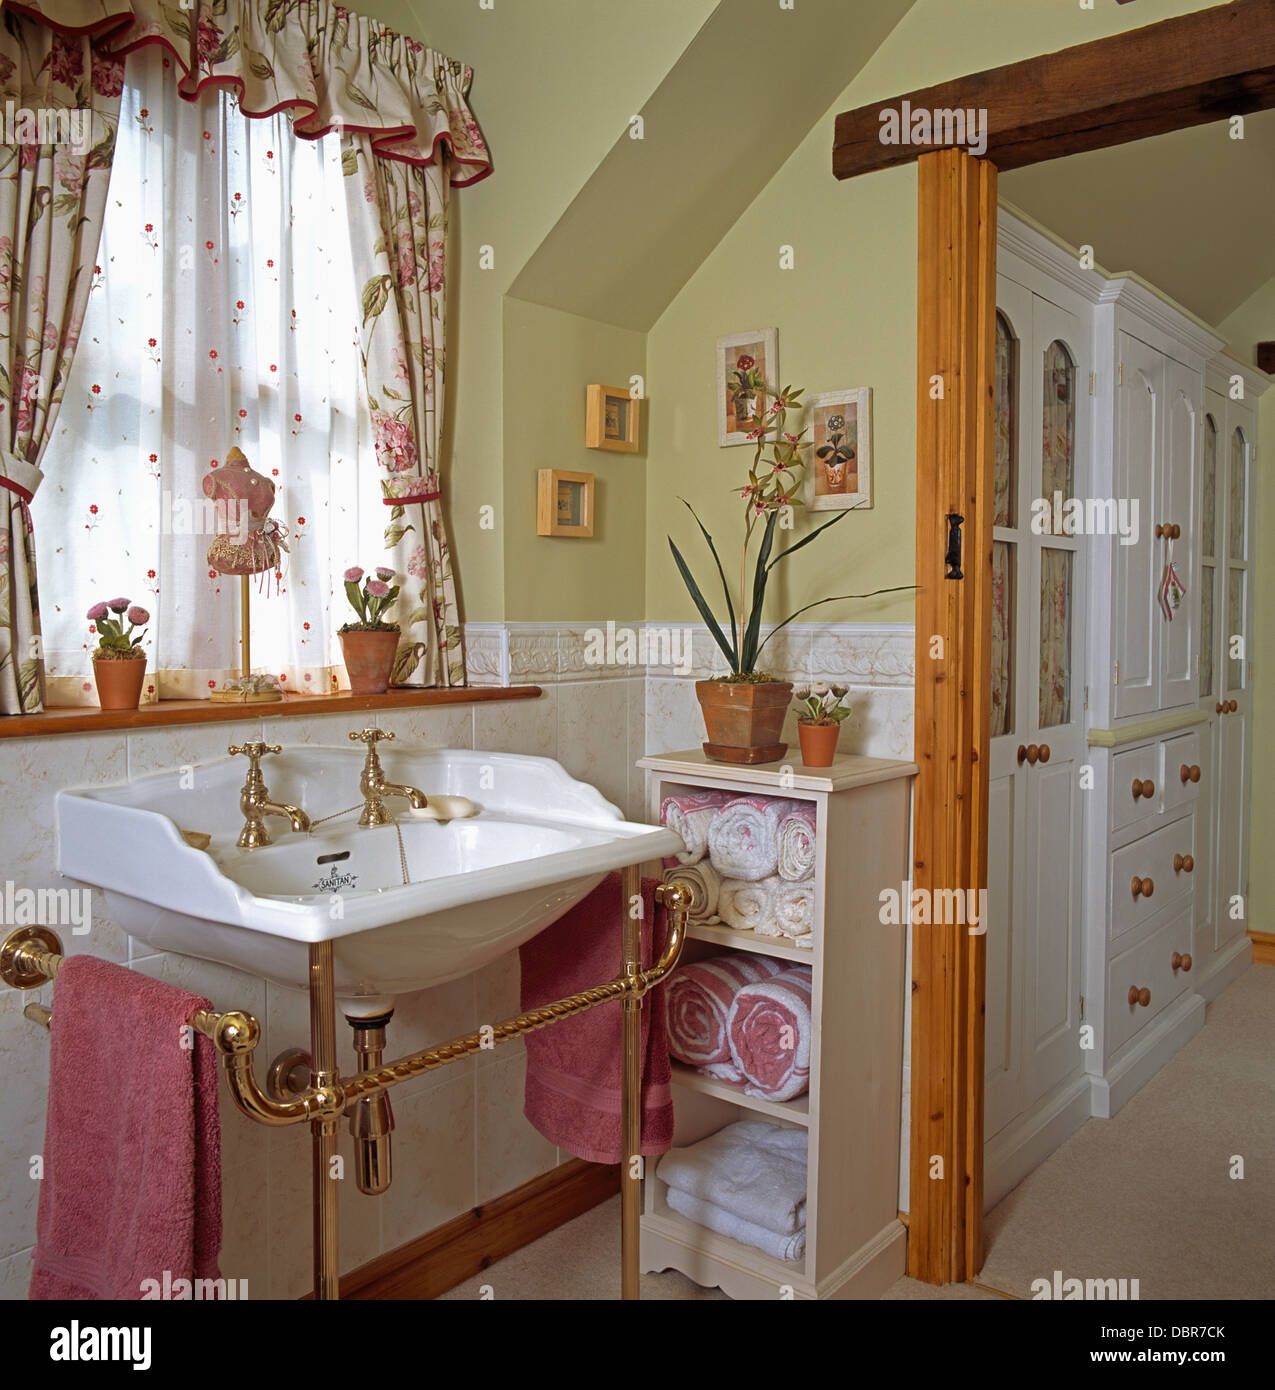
{"left": 56, "top": 746, "right": 680, "bottom": 1015}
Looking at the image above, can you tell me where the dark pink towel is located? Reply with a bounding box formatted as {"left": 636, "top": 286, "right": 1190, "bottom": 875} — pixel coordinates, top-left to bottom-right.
{"left": 30, "top": 956, "right": 222, "bottom": 1300}
{"left": 520, "top": 872, "right": 673, "bottom": 1164}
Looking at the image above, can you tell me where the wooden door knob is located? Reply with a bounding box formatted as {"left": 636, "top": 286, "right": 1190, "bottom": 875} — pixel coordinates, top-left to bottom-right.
{"left": 1172, "top": 524, "right": 1181, "bottom": 539}
{"left": 1128, "top": 986, "right": 1151, "bottom": 1008}
{"left": 1026, "top": 744, "right": 1039, "bottom": 765}
{"left": 1038, "top": 744, "right": 1050, "bottom": 764}
{"left": 1131, "top": 876, "right": 1154, "bottom": 899}
{"left": 1173, "top": 853, "right": 1183, "bottom": 872}
{"left": 1017, "top": 744, "right": 1027, "bottom": 765}
{"left": 1180, "top": 764, "right": 1201, "bottom": 784}
{"left": 1216, "top": 702, "right": 1225, "bottom": 714}
{"left": 1228, "top": 700, "right": 1238, "bottom": 713}
{"left": 1183, "top": 855, "right": 1194, "bottom": 873}
{"left": 1132, "top": 778, "right": 1154, "bottom": 801}
{"left": 1171, "top": 952, "right": 1193, "bottom": 973}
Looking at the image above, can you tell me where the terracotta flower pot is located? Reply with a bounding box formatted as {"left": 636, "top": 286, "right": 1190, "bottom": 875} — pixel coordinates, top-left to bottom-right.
{"left": 798, "top": 720, "right": 841, "bottom": 768}
{"left": 695, "top": 679, "right": 792, "bottom": 764}
{"left": 340, "top": 628, "right": 400, "bottom": 694}
{"left": 93, "top": 655, "right": 147, "bottom": 711}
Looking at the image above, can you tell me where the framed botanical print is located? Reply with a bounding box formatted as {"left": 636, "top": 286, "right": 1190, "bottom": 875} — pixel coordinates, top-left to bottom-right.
{"left": 537, "top": 469, "right": 595, "bottom": 538}
{"left": 804, "top": 388, "right": 872, "bottom": 511}
{"left": 585, "top": 384, "right": 640, "bottom": 453}
{"left": 716, "top": 328, "right": 777, "bottom": 446}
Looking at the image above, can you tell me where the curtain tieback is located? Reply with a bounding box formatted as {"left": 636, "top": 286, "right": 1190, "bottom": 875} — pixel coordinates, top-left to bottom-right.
{"left": 0, "top": 450, "right": 43, "bottom": 505}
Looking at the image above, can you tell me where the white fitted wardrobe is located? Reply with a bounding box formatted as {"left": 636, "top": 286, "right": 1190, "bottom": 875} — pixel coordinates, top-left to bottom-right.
{"left": 985, "top": 210, "right": 1266, "bottom": 1204}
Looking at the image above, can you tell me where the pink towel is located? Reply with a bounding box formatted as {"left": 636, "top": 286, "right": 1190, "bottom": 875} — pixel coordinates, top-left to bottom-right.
{"left": 665, "top": 953, "right": 787, "bottom": 1075}
{"left": 30, "top": 956, "right": 222, "bottom": 1300}
{"left": 521, "top": 873, "right": 674, "bottom": 1164}
{"left": 727, "top": 964, "right": 813, "bottom": 1102}
{"left": 660, "top": 789, "right": 733, "bottom": 864}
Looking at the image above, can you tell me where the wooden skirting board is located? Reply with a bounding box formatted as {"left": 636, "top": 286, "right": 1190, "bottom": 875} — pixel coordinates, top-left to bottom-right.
{"left": 310, "top": 1159, "right": 620, "bottom": 1301}
{"left": 1250, "top": 931, "right": 1275, "bottom": 966}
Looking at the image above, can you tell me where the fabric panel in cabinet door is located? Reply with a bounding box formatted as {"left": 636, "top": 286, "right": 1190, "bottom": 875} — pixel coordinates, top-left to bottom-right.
{"left": 1159, "top": 360, "right": 1200, "bottom": 708}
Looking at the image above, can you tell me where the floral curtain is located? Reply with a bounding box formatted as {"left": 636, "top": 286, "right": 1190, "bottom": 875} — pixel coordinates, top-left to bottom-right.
{"left": 0, "top": 15, "right": 121, "bottom": 712}
{"left": 341, "top": 138, "right": 464, "bottom": 687}
{"left": 1040, "top": 339, "right": 1074, "bottom": 530}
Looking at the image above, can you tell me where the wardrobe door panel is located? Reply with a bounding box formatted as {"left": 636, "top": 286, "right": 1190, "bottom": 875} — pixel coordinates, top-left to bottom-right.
{"left": 1159, "top": 362, "right": 1200, "bottom": 708}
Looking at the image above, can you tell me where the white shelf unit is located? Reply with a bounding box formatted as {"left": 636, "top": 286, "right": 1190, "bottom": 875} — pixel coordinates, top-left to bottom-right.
{"left": 638, "top": 749, "right": 916, "bottom": 1300}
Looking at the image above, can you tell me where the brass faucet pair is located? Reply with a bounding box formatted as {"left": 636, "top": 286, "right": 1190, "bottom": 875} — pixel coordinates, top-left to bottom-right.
{"left": 228, "top": 728, "right": 427, "bottom": 849}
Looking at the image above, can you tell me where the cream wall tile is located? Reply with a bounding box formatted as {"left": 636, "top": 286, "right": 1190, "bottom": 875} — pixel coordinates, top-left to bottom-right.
{"left": 0, "top": 986, "right": 51, "bottom": 1262}
{"left": 218, "top": 1156, "right": 270, "bottom": 1297}
{"left": 380, "top": 974, "right": 477, "bottom": 1100}
{"left": 0, "top": 1246, "right": 32, "bottom": 1300}
{"left": 556, "top": 679, "right": 629, "bottom": 814}
{"left": 473, "top": 689, "right": 558, "bottom": 759}
{"left": 262, "top": 712, "right": 364, "bottom": 747}
{"left": 381, "top": 1070, "right": 476, "bottom": 1252}
{"left": 643, "top": 677, "right": 704, "bottom": 760}
{"left": 625, "top": 677, "right": 649, "bottom": 822}
{"left": 127, "top": 720, "right": 263, "bottom": 779}
{"left": 373, "top": 704, "right": 474, "bottom": 750}
{"left": 476, "top": 1049, "right": 556, "bottom": 1205}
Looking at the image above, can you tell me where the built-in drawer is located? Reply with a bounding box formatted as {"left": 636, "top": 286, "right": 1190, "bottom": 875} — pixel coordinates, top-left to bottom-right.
{"left": 1106, "top": 903, "right": 1193, "bottom": 1057}
{"left": 1162, "top": 731, "right": 1203, "bottom": 813}
{"left": 1110, "top": 814, "right": 1196, "bottom": 942}
{"left": 1110, "top": 744, "right": 1159, "bottom": 832}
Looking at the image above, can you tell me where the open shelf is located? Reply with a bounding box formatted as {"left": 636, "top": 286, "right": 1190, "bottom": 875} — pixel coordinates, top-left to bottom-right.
{"left": 669, "top": 1061, "right": 810, "bottom": 1126}
{"left": 645, "top": 1182, "right": 808, "bottom": 1286}
{"left": 685, "top": 921, "right": 813, "bottom": 962}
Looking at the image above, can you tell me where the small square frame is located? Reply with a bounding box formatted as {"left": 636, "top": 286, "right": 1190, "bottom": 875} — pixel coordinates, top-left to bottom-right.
{"left": 537, "top": 469, "right": 595, "bottom": 537}
{"left": 585, "top": 384, "right": 640, "bottom": 453}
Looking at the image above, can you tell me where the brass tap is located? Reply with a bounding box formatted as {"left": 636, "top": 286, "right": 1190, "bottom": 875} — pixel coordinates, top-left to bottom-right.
{"left": 228, "top": 742, "right": 311, "bottom": 849}
{"left": 349, "top": 728, "right": 428, "bottom": 827}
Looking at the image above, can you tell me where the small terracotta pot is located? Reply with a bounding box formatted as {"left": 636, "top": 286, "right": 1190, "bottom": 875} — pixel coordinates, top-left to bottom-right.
{"left": 695, "top": 679, "right": 792, "bottom": 764}
{"left": 93, "top": 656, "right": 147, "bottom": 711}
{"left": 798, "top": 720, "right": 841, "bottom": 767}
{"left": 340, "top": 628, "right": 400, "bottom": 694}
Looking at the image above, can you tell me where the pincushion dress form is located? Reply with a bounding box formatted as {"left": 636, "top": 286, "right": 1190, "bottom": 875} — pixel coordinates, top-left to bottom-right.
{"left": 201, "top": 448, "right": 288, "bottom": 581}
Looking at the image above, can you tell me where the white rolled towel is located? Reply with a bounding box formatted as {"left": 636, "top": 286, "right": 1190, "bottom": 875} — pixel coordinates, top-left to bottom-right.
{"left": 707, "top": 796, "right": 805, "bottom": 881}
{"left": 666, "top": 1187, "right": 805, "bottom": 1262}
{"left": 776, "top": 803, "right": 817, "bottom": 881}
{"left": 658, "top": 1119, "right": 808, "bottom": 1235}
{"left": 660, "top": 790, "right": 732, "bottom": 864}
{"left": 772, "top": 879, "right": 816, "bottom": 943}
{"left": 718, "top": 877, "right": 782, "bottom": 936}
{"left": 661, "top": 861, "right": 721, "bottom": 922}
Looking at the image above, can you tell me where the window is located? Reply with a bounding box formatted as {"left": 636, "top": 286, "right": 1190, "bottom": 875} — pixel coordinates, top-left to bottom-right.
{"left": 38, "top": 48, "right": 384, "bottom": 703}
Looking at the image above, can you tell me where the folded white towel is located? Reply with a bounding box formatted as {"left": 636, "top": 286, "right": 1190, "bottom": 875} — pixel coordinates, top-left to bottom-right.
{"left": 661, "top": 860, "right": 721, "bottom": 923}
{"left": 666, "top": 1187, "right": 805, "bottom": 1263}
{"left": 776, "top": 803, "right": 817, "bottom": 882}
{"left": 772, "top": 879, "right": 816, "bottom": 941}
{"left": 718, "top": 877, "right": 782, "bottom": 936}
{"left": 660, "top": 790, "right": 732, "bottom": 864}
{"left": 656, "top": 1119, "right": 808, "bottom": 1235}
{"left": 707, "top": 796, "right": 805, "bottom": 881}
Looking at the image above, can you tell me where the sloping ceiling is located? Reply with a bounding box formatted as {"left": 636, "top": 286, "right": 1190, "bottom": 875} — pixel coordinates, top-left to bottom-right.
{"left": 1000, "top": 109, "right": 1275, "bottom": 331}
{"left": 508, "top": 0, "right": 916, "bottom": 331}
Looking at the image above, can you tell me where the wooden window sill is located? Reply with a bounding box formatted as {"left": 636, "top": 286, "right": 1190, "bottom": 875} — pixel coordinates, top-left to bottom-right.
{"left": 0, "top": 686, "right": 543, "bottom": 740}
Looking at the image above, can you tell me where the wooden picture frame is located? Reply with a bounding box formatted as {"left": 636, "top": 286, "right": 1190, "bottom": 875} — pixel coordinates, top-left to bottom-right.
{"left": 804, "top": 387, "right": 873, "bottom": 511}
{"left": 537, "top": 469, "right": 594, "bottom": 538}
{"left": 585, "top": 384, "right": 640, "bottom": 453}
{"left": 716, "top": 328, "right": 778, "bottom": 446}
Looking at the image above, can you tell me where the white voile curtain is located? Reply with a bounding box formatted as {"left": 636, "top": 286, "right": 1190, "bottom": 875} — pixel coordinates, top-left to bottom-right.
{"left": 38, "top": 46, "right": 384, "bottom": 702}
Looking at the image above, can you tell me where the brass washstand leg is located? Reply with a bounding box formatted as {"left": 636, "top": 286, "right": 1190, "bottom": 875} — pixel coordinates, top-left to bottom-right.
{"left": 309, "top": 941, "right": 340, "bottom": 1300}
{"left": 620, "top": 862, "right": 642, "bottom": 1301}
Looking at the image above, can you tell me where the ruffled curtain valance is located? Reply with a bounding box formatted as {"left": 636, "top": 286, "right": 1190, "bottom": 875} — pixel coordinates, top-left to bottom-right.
{"left": 6, "top": 0, "right": 491, "bottom": 181}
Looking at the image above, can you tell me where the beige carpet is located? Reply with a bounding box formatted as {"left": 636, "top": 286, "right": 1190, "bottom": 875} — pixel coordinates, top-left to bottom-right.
{"left": 442, "top": 965, "right": 1274, "bottom": 1300}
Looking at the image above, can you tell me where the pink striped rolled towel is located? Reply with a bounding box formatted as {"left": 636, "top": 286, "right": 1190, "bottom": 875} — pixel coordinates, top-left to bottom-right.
{"left": 660, "top": 789, "right": 733, "bottom": 864}
{"left": 776, "top": 803, "right": 817, "bottom": 881}
{"left": 664, "top": 953, "right": 787, "bottom": 1078}
{"left": 707, "top": 795, "right": 804, "bottom": 880}
{"left": 727, "top": 964, "right": 813, "bottom": 1102}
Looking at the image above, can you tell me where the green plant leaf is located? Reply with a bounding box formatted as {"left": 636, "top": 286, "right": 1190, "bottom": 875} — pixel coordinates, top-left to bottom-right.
{"left": 741, "top": 509, "right": 779, "bottom": 673}
{"left": 668, "top": 537, "right": 737, "bottom": 671}
{"left": 344, "top": 579, "right": 365, "bottom": 622}
{"left": 754, "top": 584, "right": 916, "bottom": 662}
{"left": 679, "top": 499, "right": 737, "bottom": 660}
{"left": 765, "top": 506, "right": 854, "bottom": 574}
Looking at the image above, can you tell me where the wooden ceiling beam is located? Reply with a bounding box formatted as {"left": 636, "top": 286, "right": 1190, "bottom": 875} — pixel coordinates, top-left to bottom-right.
{"left": 833, "top": 0, "right": 1275, "bottom": 179}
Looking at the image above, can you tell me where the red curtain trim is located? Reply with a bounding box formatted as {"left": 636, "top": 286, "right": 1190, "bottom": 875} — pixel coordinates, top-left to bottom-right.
{"left": 383, "top": 490, "right": 441, "bottom": 505}
{"left": 0, "top": 475, "right": 35, "bottom": 505}
{"left": 4, "top": 3, "right": 492, "bottom": 184}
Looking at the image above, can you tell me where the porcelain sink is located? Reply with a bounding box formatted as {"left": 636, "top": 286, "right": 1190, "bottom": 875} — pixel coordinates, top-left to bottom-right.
{"left": 56, "top": 746, "right": 680, "bottom": 1015}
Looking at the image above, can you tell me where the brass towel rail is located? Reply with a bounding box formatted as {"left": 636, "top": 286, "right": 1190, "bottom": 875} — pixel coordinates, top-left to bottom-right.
{"left": 2, "top": 876, "right": 692, "bottom": 1301}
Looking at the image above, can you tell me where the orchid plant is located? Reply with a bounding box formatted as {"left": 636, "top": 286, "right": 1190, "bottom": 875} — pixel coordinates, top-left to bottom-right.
{"left": 341, "top": 565, "right": 400, "bottom": 632}
{"left": 669, "top": 381, "right": 910, "bottom": 679}
{"left": 87, "top": 597, "right": 149, "bottom": 660}
{"left": 793, "top": 683, "right": 852, "bottom": 726}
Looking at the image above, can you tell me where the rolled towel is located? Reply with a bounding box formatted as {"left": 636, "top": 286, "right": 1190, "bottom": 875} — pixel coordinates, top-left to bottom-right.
{"left": 657, "top": 1119, "right": 808, "bottom": 1235}
{"left": 666, "top": 1187, "right": 805, "bottom": 1262}
{"left": 707, "top": 795, "right": 805, "bottom": 881}
{"left": 660, "top": 789, "right": 733, "bottom": 864}
{"left": 718, "top": 877, "right": 782, "bottom": 936}
{"left": 776, "top": 803, "right": 817, "bottom": 881}
{"left": 661, "top": 860, "right": 722, "bottom": 923}
{"left": 772, "top": 879, "right": 816, "bottom": 942}
{"left": 727, "top": 965, "right": 813, "bottom": 1102}
{"left": 665, "top": 953, "right": 787, "bottom": 1072}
